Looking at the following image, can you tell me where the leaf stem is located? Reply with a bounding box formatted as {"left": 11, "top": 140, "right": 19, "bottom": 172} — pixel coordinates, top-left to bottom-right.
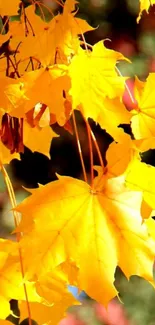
{"left": 72, "top": 111, "right": 88, "bottom": 183}
{"left": 1, "top": 164, "right": 32, "bottom": 325}
{"left": 82, "top": 116, "right": 94, "bottom": 188}
{"left": 115, "top": 66, "right": 135, "bottom": 104}
{"left": 90, "top": 129, "right": 104, "bottom": 171}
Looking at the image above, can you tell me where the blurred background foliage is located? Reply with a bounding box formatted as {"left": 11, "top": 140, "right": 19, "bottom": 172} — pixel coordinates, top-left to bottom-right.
{"left": 2, "top": 0, "right": 155, "bottom": 324}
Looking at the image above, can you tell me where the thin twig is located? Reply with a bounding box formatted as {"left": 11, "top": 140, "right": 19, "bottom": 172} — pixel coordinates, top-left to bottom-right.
{"left": 82, "top": 115, "right": 94, "bottom": 187}
{"left": 90, "top": 129, "right": 104, "bottom": 170}
{"left": 1, "top": 165, "right": 32, "bottom": 325}
{"left": 72, "top": 111, "right": 88, "bottom": 183}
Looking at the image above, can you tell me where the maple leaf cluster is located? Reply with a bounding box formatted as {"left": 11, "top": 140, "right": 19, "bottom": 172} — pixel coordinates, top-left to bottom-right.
{"left": 0, "top": 0, "right": 155, "bottom": 324}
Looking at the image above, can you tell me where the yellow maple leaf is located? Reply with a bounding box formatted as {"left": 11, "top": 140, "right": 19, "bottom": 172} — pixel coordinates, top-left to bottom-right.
{"left": 134, "top": 137, "right": 155, "bottom": 152}
{"left": 8, "top": 5, "right": 56, "bottom": 70}
{"left": 15, "top": 170, "right": 155, "bottom": 305}
{"left": 137, "top": 0, "right": 155, "bottom": 22}
{"left": 23, "top": 122, "right": 58, "bottom": 158}
{"left": 126, "top": 159, "right": 155, "bottom": 214}
{"left": 0, "top": 239, "right": 41, "bottom": 319}
{"left": 69, "top": 41, "right": 127, "bottom": 102}
{"left": 106, "top": 135, "right": 141, "bottom": 178}
{"left": 131, "top": 74, "right": 155, "bottom": 139}
{"left": 48, "top": 0, "right": 94, "bottom": 60}
{"left": 105, "top": 134, "right": 155, "bottom": 178}
{"left": 0, "top": 0, "right": 20, "bottom": 16}
{"left": 9, "top": 5, "right": 49, "bottom": 39}
{"left": 68, "top": 42, "right": 130, "bottom": 141}
{"left": 10, "top": 1, "right": 93, "bottom": 69}
{"left": 0, "top": 141, "right": 20, "bottom": 165}
{"left": 0, "top": 65, "right": 71, "bottom": 124}
{"left": 19, "top": 265, "right": 79, "bottom": 325}
{"left": 19, "top": 66, "right": 71, "bottom": 125}
{"left": 19, "top": 297, "right": 77, "bottom": 325}
{"left": 0, "top": 77, "right": 28, "bottom": 117}
{"left": 0, "top": 239, "right": 76, "bottom": 324}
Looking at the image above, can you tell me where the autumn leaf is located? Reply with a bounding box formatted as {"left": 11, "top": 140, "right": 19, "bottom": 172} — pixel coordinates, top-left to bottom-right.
{"left": 19, "top": 269, "right": 79, "bottom": 325}
{"left": 69, "top": 41, "right": 128, "bottom": 101}
{"left": 0, "top": 33, "right": 11, "bottom": 47}
{"left": 18, "top": 66, "right": 71, "bottom": 125}
{"left": 126, "top": 159, "right": 155, "bottom": 214}
{"left": 105, "top": 134, "right": 155, "bottom": 178}
{"left": 0, "top": 0, "right": 20, "bottom": 16}
{"left": 1, "top": 0, "right": 155, "bottom": 322}
{"left": 46, "top": 0, "right": 94, "bottom": 60}
{"left": 9, "top": 5, "right": 49, "bottom": 39}
{"left": 134, "top": 137, "right": 155, "bottom": 152}
{"left": 19, "top": 301, "right": 72, "bottom": 325}
{"left": 0, "top": 239, "right": 41, "bottom": 319}
{"left": 130, "top": 74, "right": 155, "bottom": 140}
{"left": 137, "top": 0, "right": 155, "bottom": 22}
{"left": 106, "top": 135, "right": 141, "bottom": 178}
{"left": 0, "top": 321, "right": 14, "bottom": 325}
{"left": 0, "top": 141, "right": 20, "bottom": 166}
{"left": 0, "top": 77, "right": 28, "bottom": 117}
{"left": 15, "top": 169, "right": 155, "bottom": 305}
{"left": 23, "top": 122, "right": 58, "bottom": 158}
{"left": 68, "top": 41, "right": 130, "bottom": 141}
{"left": 9, "top": 5, "right": 56, "bottom": 69}
{"left": 0, "top": 238, "right": 78, "bottom": 322}
{"left": 10, "top": 1, "right": 93, "bottom": 69}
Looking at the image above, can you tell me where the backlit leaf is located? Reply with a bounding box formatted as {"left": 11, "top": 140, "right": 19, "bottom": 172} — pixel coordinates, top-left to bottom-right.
{"left": 15, "top": 170, "right": 155, "bottom": 305}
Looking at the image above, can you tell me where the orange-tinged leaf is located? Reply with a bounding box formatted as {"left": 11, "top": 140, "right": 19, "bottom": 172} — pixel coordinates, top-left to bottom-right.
{"left": 0, "top": 321, "right": 14, "bottom": 325}
{"left": 0, "top": 239, "right": 41, "bottom": 319}
{"left": 20, "top": 66, "right": 71, "bottom": 125}
{"left": 134, "top": 137, "right": 155, "bottom": 152}
{"left": 106, "top": 135, "right": 141, "bottom": 177}
{"left": 0, "top": 33, "right": 11, "bottom": 47}
{"left": 0, "top": 77, "right": 28, "bottom": 117}
{"left": 9, "top": 5, "right": 49, "bottom": 38}
{"left": 23, "top": 122, "right": 58, "bottom": 158}
{"left": 9, "top": 5, "right": 57, "bottom": 68}
{"left": 58, "top": 260, "right": 79, "bottom": 286}
{"left": 19, "top": 267, "right": 79, "bottom": 325}
{"left": 0, "top": 141, "right": 20, "bottom": 165}
{"left": 10, "top": 1, "right": 93, "bottom": 68}
{"left": 141, "top": 200, "right": 153, "bottom": 220}
{"left": 63, "top": 0, "right": 78, "bottom": 12}
{"left": 15, "top": 171, "right": 155, "bottom": 305}
{"left": 19, "top": 297, "right": 76, "bottom": 325}
{"left": 14, "top": 30, "right": 58, "bottom": 68}
{"left": 0, "top": 0, "right": 20, "bottom": 16}
{"left": 105, "top": 134, "right": 155, "bottom": 179}
{"left": 49, "top": 0, "right": 94, "bottom": 58}
{"left": 35, "top": 270, "right": 80, "bottom": 311}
